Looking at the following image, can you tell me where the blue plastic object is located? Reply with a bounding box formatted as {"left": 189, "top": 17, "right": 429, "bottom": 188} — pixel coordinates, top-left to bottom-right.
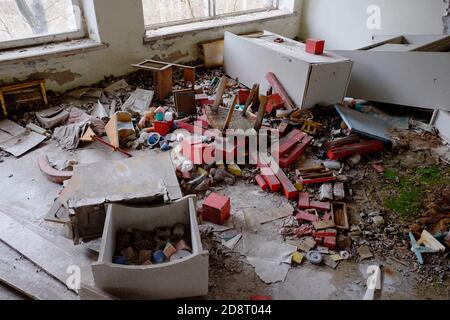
{"left": 113, "top": 256, "right": 127, "bottom": 265}
{"left": 147, "top": 133, "right": 161, "bottom": 147}
{"left": 153, "top": 250, "right": 166, "bottom": 264}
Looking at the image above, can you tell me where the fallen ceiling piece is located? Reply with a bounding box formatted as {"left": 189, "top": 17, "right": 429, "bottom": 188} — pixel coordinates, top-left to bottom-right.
{"left": 241, "top": 232, "right": 297, "bottom": 284}
{"left": 0, "top": 119, "right": 46, "bottom": 157}
{"left": 58, "top": 152, "right": 183, "bottom": 210}
{"left": 121, "top": 88, "right": 154, "bottom": 116}
{"left": 335, "top": 105, "right": 392, "bottom": 142}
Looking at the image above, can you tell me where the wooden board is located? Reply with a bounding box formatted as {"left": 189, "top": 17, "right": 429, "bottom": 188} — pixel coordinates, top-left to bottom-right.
{"left": 0, "top": 241, "right": 78, "bottom": 300}
{"left": 0, "top": 211, "right": 91, "bottom": 291}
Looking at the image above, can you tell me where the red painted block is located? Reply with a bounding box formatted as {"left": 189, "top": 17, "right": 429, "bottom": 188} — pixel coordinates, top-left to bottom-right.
{"left": 238, "top": 89, "right": 250, "bottom": 105}
{"left": 266, "top": 72, "right": 296, "bottom": 111}
{"left": 315, "top": 236, "right": 324, "bottom": 245}
{"left": 266, "top": 94, "right": 284, "bottom": 114}
{"left": 279, "top": 135, "right": 313, "bottom": 168}
{"left": 300, "top": 175, "right": 337, "bottom": 185}
{"left": 323, "top": 236, "right": 337, "bottom": 250}
{"left": 298, "top": 192, "right": 310, "bottom": 209}
{"left": 255, "top": 174, "right": 269, "bottom": 191}
{"left": 271, "top": 168, "right": 298, "bottom": 200}
{"left": 296, "top": 210, "right": 318, "bottom": 223}
{"left": 202, "top": 193, "right": 231, "bottom": 225}
{"left": 310, "top": 201, "right": 331, "bottom": 212}
{"left": 327, "top": 140, "right": 385, "bottom": 160}
{"left": 305, "top": 39, "right": 325, "bottom": 55}
{"left": 313, "top": 229, "right": 337, "bottom": 238}
{"left": 262, "top": 174, "right": 281, "bottom": 192}
{"left": 277, "top": 129, "right": 306, "bottom": 155}
{"left": 295, "top": 224, "right": 314, "bottom": 237}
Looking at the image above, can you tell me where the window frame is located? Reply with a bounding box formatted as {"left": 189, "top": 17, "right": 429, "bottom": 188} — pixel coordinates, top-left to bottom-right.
{"left": 0, "top": 0, "right": 87, "bottom": 50}
{"left": 144, "top": 0, "right": 279, "bottom": 30}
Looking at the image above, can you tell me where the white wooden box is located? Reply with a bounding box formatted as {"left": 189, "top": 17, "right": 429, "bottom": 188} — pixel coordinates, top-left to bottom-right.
{"left": 92, "top": 195, "right": 209, "bottom": 300}
{"left": 224, "top": 30, "right": 353, "bottom": 109}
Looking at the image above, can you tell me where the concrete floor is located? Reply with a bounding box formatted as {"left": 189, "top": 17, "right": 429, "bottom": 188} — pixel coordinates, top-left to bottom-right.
{"left": 0, "top": 139, "right": 447, "bottom": 300}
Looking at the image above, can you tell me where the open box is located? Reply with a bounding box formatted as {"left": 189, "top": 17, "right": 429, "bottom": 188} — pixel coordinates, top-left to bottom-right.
{"left": 92, "top": 195, "right": 209, "bottom": 300}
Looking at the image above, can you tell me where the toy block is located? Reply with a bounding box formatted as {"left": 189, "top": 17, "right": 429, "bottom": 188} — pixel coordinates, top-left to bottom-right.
{"left": 202, "top": 193, "right": 231, "bottom": 225}
{"left": 298, "top": 192, "right": 310, "bottom": 209}
{"left": 305, "top": 39, "right": 325, "bottom": 55}
{"left": 255, "top": 174, "right": 269, "bottom": 191}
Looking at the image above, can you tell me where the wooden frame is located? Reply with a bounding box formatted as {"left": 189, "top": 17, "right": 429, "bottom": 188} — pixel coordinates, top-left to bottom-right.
{"left": 132, "top": 60, "right": 195, "bottom": 101}
{"left": 0, "top": 79, "right": 48, "bottom": 117}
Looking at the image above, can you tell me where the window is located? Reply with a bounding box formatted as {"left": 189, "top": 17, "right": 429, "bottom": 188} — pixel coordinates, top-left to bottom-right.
{"left": 0, "top": 0, "right": 85, "bottom": 50}
{"left": 142, "top": 0, "right": 278, "bottom": 28}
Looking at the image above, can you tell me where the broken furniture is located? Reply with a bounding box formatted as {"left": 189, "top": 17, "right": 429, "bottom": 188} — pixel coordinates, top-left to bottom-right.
{"left": 0, "top": 79, "right": 48, "bottom": 117}
{"left": 0, "top": 119, "right": 46, "bottom": 157}
{"left": 80, "top": 127, "right": 132, "bottom": 157}
{"left": 105, "top": 111, "right": 136, "bottom": 148}
{"left": 92, "top": 195, "right": 208, "bottom": 299}
{"left": 334, "top": 35, "right": 450, "bottom": 111}
{"left": 332, "top": 202, "right": 349, "bottom": 230}
{"left": 132, "top": 60, "right": 195, "bottom": 101}
{"left": 173, "top": 89, "right": 196, "bottom": 118}
{"left": 224, "top": 30, "right": 353, "bottom": 109}
{"left": 56, "top": 153, "right": 183, "bottom": 244}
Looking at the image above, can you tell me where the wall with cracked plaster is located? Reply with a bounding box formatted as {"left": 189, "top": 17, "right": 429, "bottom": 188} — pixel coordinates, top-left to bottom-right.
{"left": 0, "top": 0, "right": 303, "bottom": 92}
{"left": 301, "top": 0, "right": 447, "bottom": 50}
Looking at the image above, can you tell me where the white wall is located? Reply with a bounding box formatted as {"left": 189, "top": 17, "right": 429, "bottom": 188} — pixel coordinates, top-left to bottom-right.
{"left": 0, "top": 0, "right": 303, "bottom": 92}
{"left": 301, "top": 0, "right": 446, "bottom": 50}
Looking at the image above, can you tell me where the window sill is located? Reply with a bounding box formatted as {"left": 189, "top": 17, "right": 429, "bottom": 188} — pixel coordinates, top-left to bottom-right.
{"left": 144, "top": 10, "right": 296, "bottom": 42}
{"left": 0, "top": 39, "right": 108, "bottom": 65}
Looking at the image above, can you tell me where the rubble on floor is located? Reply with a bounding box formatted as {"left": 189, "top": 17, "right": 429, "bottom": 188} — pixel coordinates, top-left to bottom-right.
{"left": 0, "top": 56, "right": 448, "bottom": 299}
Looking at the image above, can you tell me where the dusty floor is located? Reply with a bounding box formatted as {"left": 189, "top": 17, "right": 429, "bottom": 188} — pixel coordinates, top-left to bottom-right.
{"left": 1, "top": 137, "right": 447, "bottom": 300}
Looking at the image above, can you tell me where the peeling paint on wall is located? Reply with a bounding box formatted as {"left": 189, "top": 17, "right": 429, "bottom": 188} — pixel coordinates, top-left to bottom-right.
{"left": 151, "top": 50, "right": 189, "bottom": 63}
{"left": 26, "top": 70, "right": 81, "bottom": 86}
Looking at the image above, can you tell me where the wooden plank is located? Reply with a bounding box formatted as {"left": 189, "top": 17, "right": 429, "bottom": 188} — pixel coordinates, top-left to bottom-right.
{"left": 213, "top": 76, "right": 227, "bottom": 108}
{"left": 266, "top": 72, "right": 296, "bottom": 111}
{"left": 254, "top": 95, "right": 268, "bottom": 131}
{"left": 0, "top": 241, "right": 77, "bottom": 300}
{"left": 0, "top": 211, "right": 89, "bottom": 291}
{"left": 243, "top": 84, "right": 259, "bottom": 116}
{"left": 223, "top": 95, "right": 238, "bottom": 131}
